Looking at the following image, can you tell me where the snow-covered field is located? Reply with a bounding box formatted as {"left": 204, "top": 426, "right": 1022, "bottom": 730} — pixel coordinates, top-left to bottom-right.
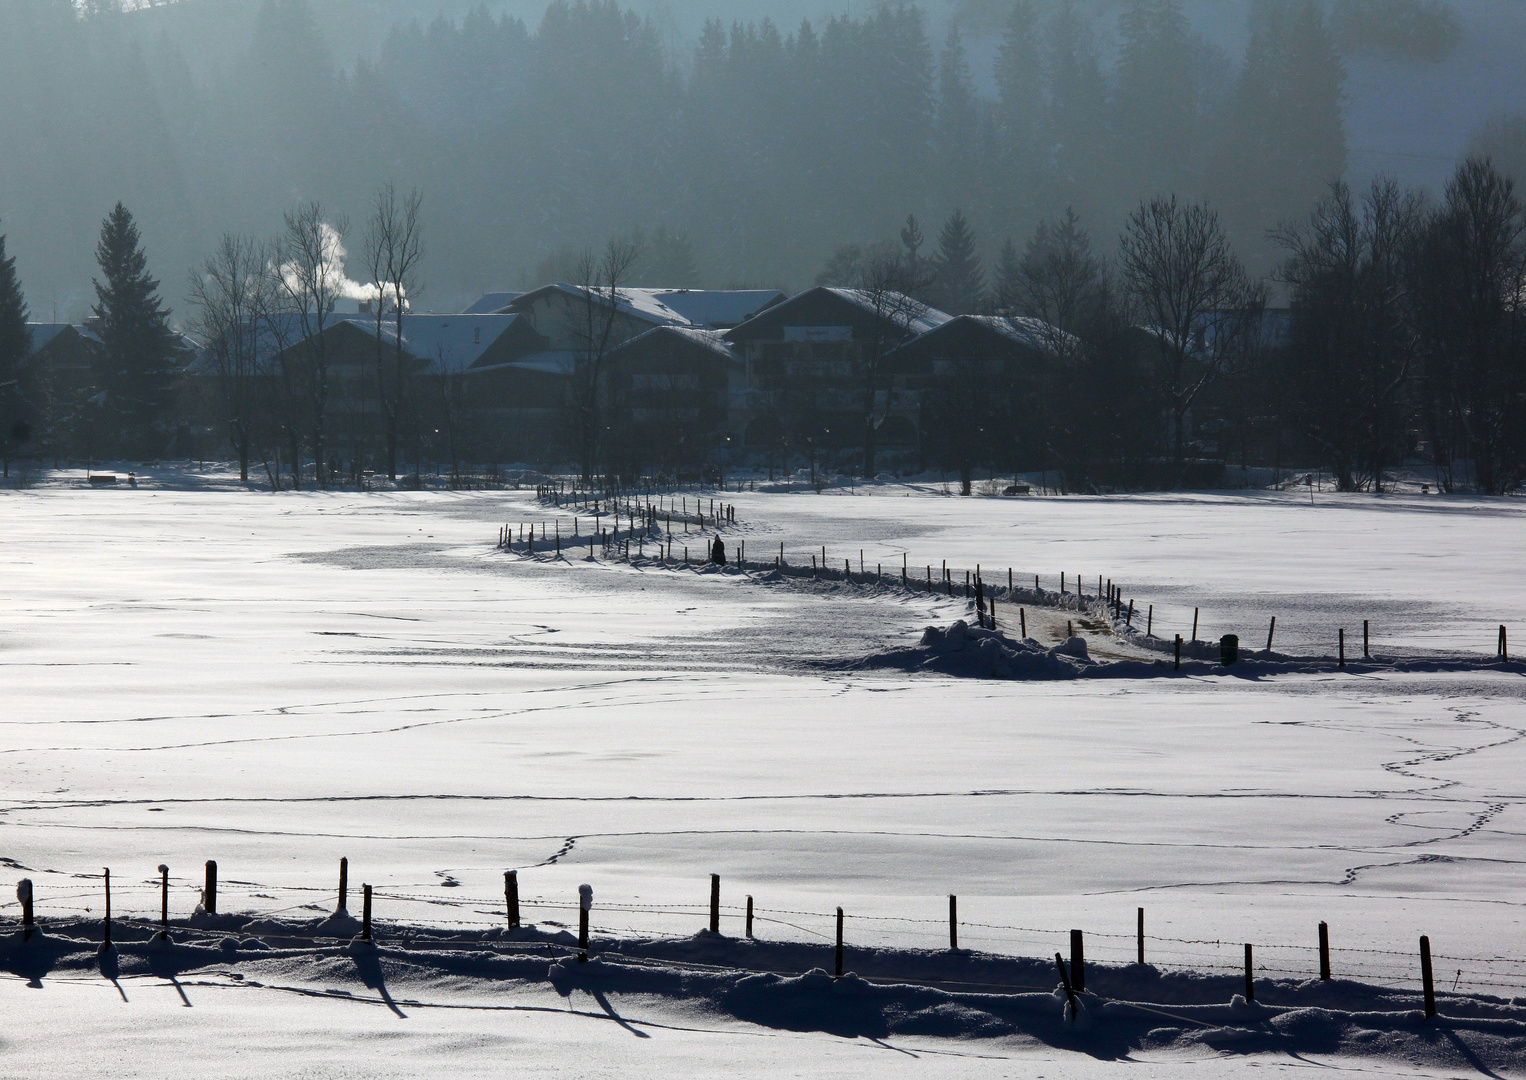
{"left": 4, "top": 471, "right": 1526, "bottom": 1076}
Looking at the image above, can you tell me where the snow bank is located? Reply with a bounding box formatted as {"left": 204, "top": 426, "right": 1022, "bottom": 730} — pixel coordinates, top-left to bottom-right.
{"left": 4, "top": 913, "right": 1526, "bottom": 1072}
{"left": 848, "top": 620, "right": 1098, "bottom": 680}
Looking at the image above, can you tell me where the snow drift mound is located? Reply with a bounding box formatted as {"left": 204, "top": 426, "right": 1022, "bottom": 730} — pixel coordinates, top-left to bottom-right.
{"left": 851, "top": 620, "right": 1096, "bottom": 680}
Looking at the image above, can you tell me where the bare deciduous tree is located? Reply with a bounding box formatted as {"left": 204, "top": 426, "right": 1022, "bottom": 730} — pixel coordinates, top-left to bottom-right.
{"left": 1414, "top": 158, "right": 1526, "bottom": 495}
{"left": 856, "top": 250, "right": 934, "bottom": 478}
{"left": 568, "top": 238, "right": 639, "bottom": 481}
{"left": 187, "top": 233, "right": 273, "bottom": 482}
{"left": 363, "top": 184, "right": 425, "bottom": 481}
{"left": 1120, "top": 194, "right": 1264, "bottom": 472}
{"left": 1275, "top": 178, "right": 1424, "bottom": 491}
{"left": 276, "top": 202, "right": 347, "bottom": 488}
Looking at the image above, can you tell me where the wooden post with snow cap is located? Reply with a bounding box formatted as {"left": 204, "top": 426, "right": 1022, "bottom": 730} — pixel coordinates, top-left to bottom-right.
{"left": 578, "top": 884, "right": 592, "bottom": 961}
{"left": 835, "top": 907, "right": 844, "bottom": 977}
{"left": 1244, "top": 943, "right": 1254, "bottom": 1002}
{"left": 17, "top": 879, "right": 33, "bottom": 937}
{"left": 505, "top": 870, "right": 520, "bottom": 929}
{"left": 949, "top": 895, "right": 958, "bottom": 951}
{"left": 709, "top": 874, "right": 720, "bottom": 934}
{"left": 204, "top": 860, "right": 217, "bottom": 915}
{"left": 1319, "top": 921, "right": 1330, "bottom": 980}
{"left": 1070, "top": 929, "right": 1085, "bottom": 992}
{"left": 1421, "top": 935, "right": 1436, "bottom": 1017}
{"left": 361, "top": 884, "right": 372, "bottom": 940}
{"left": 338, "top": 857, "right": 348, "bottom": 915}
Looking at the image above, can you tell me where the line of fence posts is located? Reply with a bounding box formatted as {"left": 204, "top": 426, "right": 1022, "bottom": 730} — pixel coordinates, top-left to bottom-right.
{"left": 511, "top": 507, "right": 1514, "bottom": 667}
{"left": 6, "top": 860, "right": 1470, "bottom": 1023}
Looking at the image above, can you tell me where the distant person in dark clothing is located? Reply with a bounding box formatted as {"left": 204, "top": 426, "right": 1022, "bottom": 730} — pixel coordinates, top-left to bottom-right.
{"left": 710, "top": 536, "right": 726, "bottom": 565}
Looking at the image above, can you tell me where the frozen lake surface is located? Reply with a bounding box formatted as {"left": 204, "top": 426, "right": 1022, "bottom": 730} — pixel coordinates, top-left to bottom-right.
{"left": 4, "top": 474, "right": 1526, "bottom": 1076}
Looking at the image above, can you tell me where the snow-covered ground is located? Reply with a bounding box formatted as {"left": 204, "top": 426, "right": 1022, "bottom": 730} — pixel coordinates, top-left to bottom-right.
{"left": 4, "top": 470, "right": 1526, "bottom": 1075}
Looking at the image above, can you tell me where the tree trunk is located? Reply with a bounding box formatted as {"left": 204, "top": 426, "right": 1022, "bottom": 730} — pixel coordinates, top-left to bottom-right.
{"left": 960, "top": 465, "right": 972, "bottom": 496}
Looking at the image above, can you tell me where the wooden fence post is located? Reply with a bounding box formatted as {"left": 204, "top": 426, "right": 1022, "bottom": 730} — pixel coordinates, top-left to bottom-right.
{"left": 1421, "top": 935, "right": 1436, "bottom": 1018}
{"left": 746, "top": 895, "right": 754, "bottom": 939}
{"left": 1364, "top": 619, "right": 1370, "bottom": 658}
{"left": 506, "top": 870, "right": 520, "bottom": 929}
{"left": 338, "top": 857, "right": 348, "bottom": 914}
{"left": 204, "top": 859, "right": 217, "bottom": 915}
{"left": 1147, "top": 605, "right": 1153, "bottom": 636}
{"left": 1175, "top": 634, "right": 1182, "bottom": 670}
{"left": 1020, "top": 608, "right": 1026, "bottom": 637}
{"left": 949, "top": 894, "right": 958, "bottom": 951}
{"left": 1070, "top": 929, "right": 1085, "bottom": 992}
{"left": 18, "top": 879, "right": 33, "bottom": 937}
{"left": 1244, "top": 943, "right": 1254, "bottom": 1002}
{"left": 362, "top": 883, "right": 372, "bottom": 940}
{"left": 1192, "top": 608, "right": 1199, "bottom": 642}
{"left": 1267, "top": 616, "right": 1276, "bottom": 652}
{"left": 835, "top": 907, "right": 845, "bottom": 977}
{"left": 100, "top": 867, "right": 112, "bottom": 951}
{"left": 158, "top": 864, "right": 170, "bottom": 938}
{"left": 709, "top": 873, "right": 720, "bottom": 933}
{"left": 578, "top": 884, "right": 592, "bottom": 961}
{"left": 1319, "top": 921, "right": 1330, "bottom": 980}
{"left": 1137, "top": 907, "right": 1145, "bottom": 965}
{"left": 1055, "top": 952, "right": 1078, "bottom": 1016}
{"left": 1339, "top": 628, "right": 1346, "bottom": 668}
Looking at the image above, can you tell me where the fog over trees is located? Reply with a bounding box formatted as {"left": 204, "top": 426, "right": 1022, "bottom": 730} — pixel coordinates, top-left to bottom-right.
{"left": 0, "top": 0, "right": 1490, "bottom": 318}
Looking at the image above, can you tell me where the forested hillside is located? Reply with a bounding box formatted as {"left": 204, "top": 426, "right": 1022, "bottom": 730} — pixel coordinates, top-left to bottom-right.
{"left": 0, "top": 0, "right": 1514, "bottom": 317}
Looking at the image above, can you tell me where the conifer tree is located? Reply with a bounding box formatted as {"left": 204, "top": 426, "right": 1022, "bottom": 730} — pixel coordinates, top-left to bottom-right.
{"left": 0, "top": 224, "right": 31, "bottom": 475}
{"left": 993, "top": 2, "right": 1043, "bottom": 179}
{"left": 992, "top": 237, "right": 1022, "bottom": 312}
{"left": 932, "top": 208, "right": 985, "bottom": 314}
{"left": 91, "top": 202, "right": 179, "bottom": 457}
{"left": 899, "top": 214, "right": 926, "bottom": 286}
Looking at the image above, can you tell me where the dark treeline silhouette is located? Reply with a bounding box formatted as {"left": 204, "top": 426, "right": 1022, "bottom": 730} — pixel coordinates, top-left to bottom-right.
{"left": 6, "top": 158, "right": 1519, "bottom": 494}
{"left": 1, "top": 0, "right": 1350, "bottom": 312}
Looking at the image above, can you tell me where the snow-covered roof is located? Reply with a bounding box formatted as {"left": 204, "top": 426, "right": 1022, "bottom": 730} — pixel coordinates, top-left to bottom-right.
{"left": 643, "top": 289, "right": 784, "bottom": 329}
{"left": 26, "top": 323, "right": 100, "bottom": 353}
{"left": 195, "top": 313, "right": 526, "bottom": 373}
{"left": 820, "top": 289, "right": 953, "bottom": 336}
{"left": 616, "top": 324, "right": 740, "bottom": 362}
{"left": 462, "top": 291, "right": 522, "bottom": 315}
{"left": 378, "top": 314, "right": 525, "bottom": 373}
{"left": 467, "top": 350, "right": 575, "bottom": 377}
{"left": 512, "top": 284, "right": 785, "bottom": 331}
{"left": 962, "top": 315, "right": 1076, "bottom": 354}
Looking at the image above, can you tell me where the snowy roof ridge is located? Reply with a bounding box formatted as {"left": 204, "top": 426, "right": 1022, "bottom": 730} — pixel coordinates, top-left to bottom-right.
{"left": 517, "top": 284, "right": 785, "bottom": 331}
{"left": 963, "top": 314, "right": 1077, "bottom": 354}
{"left": 818, "top": 288, "right": 953, "bottom": 336}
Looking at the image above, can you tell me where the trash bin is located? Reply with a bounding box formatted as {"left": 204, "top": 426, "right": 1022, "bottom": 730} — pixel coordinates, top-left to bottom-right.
{"left": 1220, "top": 633, "right": 1239, "bottom": 667}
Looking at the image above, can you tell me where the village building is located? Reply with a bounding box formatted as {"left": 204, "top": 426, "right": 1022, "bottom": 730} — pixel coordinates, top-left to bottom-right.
{"left": 720, "top": 286, "right": 952, "bottom": 464}
{"left": 498, "top": 285, "right": 786, "bottom": 353}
